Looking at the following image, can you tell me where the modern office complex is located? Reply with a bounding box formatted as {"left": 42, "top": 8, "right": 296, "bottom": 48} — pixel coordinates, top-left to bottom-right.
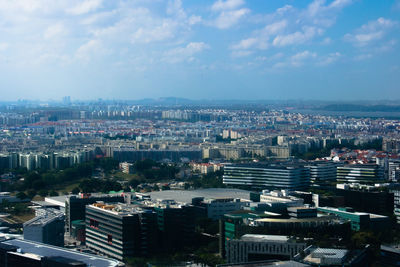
{"left": 306, "top": 161, "right": 339, "bottom": 185}
{"left": 223, "top": 163, "right": 310, "bottom": 190}
{"left": 65, "top": 193, "right": 125, "bottom": 234}
{"left": 336, "top": 186, "right": 394, "bottom": 215}
{"left": 317, "top": 207, "right": 390, "bottom": 232}
{"left": 202, "top": 198, "right": 249, "bottom": 220}
{"left": 225, "top": 234, "right": 307, "bottom": 264}
{"left": 23, "top": 208, "right": 65, "bottom": 247}
{"left": 391, "top": 187, "right": 400, "bottom": 224}
{"left": 152, "top": 201, "right": 199, "bottom": 251}
{"left": 85, "top": 203, "right": 158, "bottom": 260}
{"left": 336, "top": 164, "right": 384, "bottom": 184}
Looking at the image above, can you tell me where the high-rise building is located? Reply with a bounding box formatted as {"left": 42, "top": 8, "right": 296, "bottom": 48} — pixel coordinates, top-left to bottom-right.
{"left": 153, "top": 202, "right": 198, "bottom": 251}
{"left": 85, "top": 203, "right": 158, "bottom": 260}
{"left": 65, "top": 193, "right": 125, "bottom": 234}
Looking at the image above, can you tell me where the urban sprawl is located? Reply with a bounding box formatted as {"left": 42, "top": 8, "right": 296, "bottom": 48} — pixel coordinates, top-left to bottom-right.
{"left": 0, "top": 100, "right": 400, "bottom": 266}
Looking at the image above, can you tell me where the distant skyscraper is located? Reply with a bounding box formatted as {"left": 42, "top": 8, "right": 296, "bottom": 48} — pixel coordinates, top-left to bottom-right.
{"left": 62, "top": 96, "right": 71, "bottom": 105}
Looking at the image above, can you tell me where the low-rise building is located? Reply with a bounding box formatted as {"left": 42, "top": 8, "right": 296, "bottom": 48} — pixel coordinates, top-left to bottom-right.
{"left": 226, "top": 234, "right": 307, "bottom": 264}
{"left": 317, "top": 206, "right": 390, "bottom": 232}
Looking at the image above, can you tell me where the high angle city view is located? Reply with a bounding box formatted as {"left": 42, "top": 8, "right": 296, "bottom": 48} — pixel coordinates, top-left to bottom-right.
{"left": 0, "top": 0, "right": 400, "bottom": 266}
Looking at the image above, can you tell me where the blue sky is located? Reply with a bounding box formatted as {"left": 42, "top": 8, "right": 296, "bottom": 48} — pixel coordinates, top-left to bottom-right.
{"left": 0, "top": 0, "right": 399, "bottom": 101}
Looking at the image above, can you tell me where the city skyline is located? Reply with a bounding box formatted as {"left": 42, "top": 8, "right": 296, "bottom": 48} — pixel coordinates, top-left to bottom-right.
{"left": 0, "top": 0, "right": 399, "bottom": 101}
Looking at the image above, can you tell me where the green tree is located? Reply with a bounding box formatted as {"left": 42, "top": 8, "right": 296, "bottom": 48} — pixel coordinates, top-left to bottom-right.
{"left": 49, "top": 190, "right": 59, "bottom": 196}
{"left": 38, "top": 189, "right": 49, "bottom": 197}
{"left": 16, "top": 192, "right": 27, "bottom": 200}
{"left": 27, "top": 190, "right": 37, "bottom": 199}
{"left": 71, "top": 187, "right": 80, "bottom": 194}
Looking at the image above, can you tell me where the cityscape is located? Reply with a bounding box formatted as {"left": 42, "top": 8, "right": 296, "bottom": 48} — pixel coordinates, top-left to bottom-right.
{"left": 0, "top": 0, "right": 400, "bottom": 267}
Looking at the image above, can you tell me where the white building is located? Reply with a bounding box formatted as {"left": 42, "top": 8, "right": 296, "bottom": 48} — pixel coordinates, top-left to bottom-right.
{"left": 226, "top": 234, "right": 307, "bottom": 264}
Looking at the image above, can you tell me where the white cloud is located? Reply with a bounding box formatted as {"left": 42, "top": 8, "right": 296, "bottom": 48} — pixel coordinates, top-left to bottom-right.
{"left": 0, "top": 43, "right": 9, "bottom": 51}
{"left": 317, "top": 52, "right": 341, "bottom": 65}
{"left": 214, "top": 8, "right": 250, "bottom": 29}
{"left": 230, "top": 0, "right": 351, "bottom": 53}
{"left": 303, "top": 0, "right": 353, "bottom": 27}
{"left": 231, "top": 38, "right": 258, "bottom": 50}
{"left": 354, "top": 54, "right": 372, "bottom": 61}
{"left": 321, "top": 37, "right": 332, "bottom": 45}
{"left": 163, "top": 42, "right": 209, "bottom": 63}
{"left": 276, "top": 5, "right": 293, "bottom": 15}
{"left": 231, "top": 50, "right": 253, "bottom": 58}
{"left": 291, "top": 50, "right": 317, "bottom": 61}
{"left": 188, "top": 15, "right": 202, "bottom": 25}
{"left": 167, "top": 0, "right": 186, "bottom": 20}
{"left": 344, "top": 17, "right": 398, "bottom": 46}
{"left": 211, "top": 0, "right": 244, "bottom": 12}
{"left": 44, "top": 23, "right": 67, "bottom": 39}
{"left": 75, "top": 39, "right": 102, "bottom": 61}
{"left": 66, "top": 0, "right": 102, "bottom": 15}
{"left": 231, "top": 20, "right": 287, "bottom": 51}
{"left": 273, "top": 26, "right": 320, "bottom": 47}
{"left": 131, "top": 20, "right": 178, "bottom": 44}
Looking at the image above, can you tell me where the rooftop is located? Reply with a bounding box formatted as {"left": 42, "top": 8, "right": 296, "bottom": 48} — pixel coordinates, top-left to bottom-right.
{"left": 240, "top": 234, "right": 290, "bottom": 242}
{"left": 23, "top": 209, "right": 63, "bottom": 227}
{"left": 147, "top": 188, "right": 251, "bottom": 204}
{"left": 1, "top": 238, "right": 121, "bottom": 267}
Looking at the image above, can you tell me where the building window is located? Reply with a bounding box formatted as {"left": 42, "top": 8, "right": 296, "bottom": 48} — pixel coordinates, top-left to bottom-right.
{"left": 108, "top": 234, "right": 113, "bottom": 244}
{"left": 89, "top": 219, "right": 99, "bottom": 229}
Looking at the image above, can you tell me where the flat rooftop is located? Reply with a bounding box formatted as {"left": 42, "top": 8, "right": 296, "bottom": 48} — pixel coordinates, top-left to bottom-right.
{"left": 240, "top": 234, "right": 290, "bottom": 242}
{"left": 1, "top": 238, "right": 121, "bottom": 267}
{"left": 45, "top": 193, "right": 125, "bottom": 207}
{"left": 217, "top": 260, "right": 309, "bottom": 267}
{"left": 23, "top": 210, "right": 63, "bottom": 227}
{"left": 148, "top": 188, "right": 251, "bottom": 204}
{"left": 224, "top": 163, "right": 306, "bottom": 170}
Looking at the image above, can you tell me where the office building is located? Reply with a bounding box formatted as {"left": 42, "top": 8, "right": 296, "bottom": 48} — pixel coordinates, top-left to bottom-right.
{"left": 85, "top": 203, "right": 158, "bottom": 260}
{"left": 336, "top": 186, "right": 394, "bottom": 215}
{"left": 317, "top": 207, "right": 390, "bottom": 232}
{"left": 260, "top": 190, "right": 304, "bottom": 208}
{"left": 23, "top": 208, "right": 65, "bottom": 247}
{"left": 119, "top": 162, "right": 134, "bottom": 174}
{"left": 287, "top": 207, "right": 317, "bottom": 219}
{"left": 336, "top": 164, "right": 384, "bottom": 184}
{"left": 226, "top": 234, "right": 307, "bottom": 264}
{"left": 306, "top": 161, "right": 338, "bottom": 185}
{"left": 219, "top": 210, "right": 347, "bottom": 259}
{"left": 392, "top": 187, "right": 400, "bottom": 224}
{"left": 65, "top": 193, "right": 125, "bottom": 234}
{"left": 152, "top": 201, "right": 199, "bottom": 251}
{"left": 223, "top": 163, "right": 310, "bottom": 190}
{"left": 202, "top": 198, "right": 249, "bottom": 220}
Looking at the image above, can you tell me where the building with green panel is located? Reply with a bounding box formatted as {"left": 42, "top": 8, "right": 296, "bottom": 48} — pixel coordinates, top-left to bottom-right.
{"left": 317, "top": 206, "right": 389, "bottom": 232}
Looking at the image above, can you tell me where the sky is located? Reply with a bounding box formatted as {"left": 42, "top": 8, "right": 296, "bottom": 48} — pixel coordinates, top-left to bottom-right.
{"left": 0, "top": 0, "right": 399, "bottom": 101}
